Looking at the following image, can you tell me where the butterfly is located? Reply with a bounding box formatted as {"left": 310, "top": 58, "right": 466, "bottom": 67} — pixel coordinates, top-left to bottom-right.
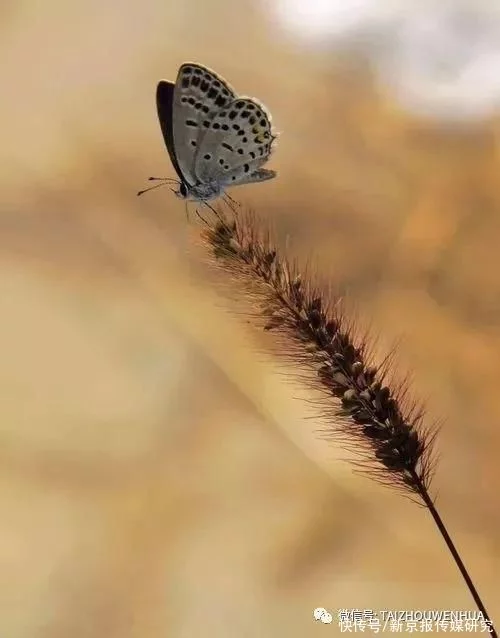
{"left": 138, "top": 62, "right": 277, "bottom": 202}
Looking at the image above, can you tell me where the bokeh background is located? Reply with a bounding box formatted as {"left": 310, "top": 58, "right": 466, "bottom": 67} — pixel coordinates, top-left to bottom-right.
{"left": 1, "top": 0, "right": 500, "bottom": 635}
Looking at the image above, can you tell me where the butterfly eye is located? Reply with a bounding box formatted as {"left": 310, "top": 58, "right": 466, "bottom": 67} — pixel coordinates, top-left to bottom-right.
{"left": 179, "top": 183, "right": 188, "bottom": 197}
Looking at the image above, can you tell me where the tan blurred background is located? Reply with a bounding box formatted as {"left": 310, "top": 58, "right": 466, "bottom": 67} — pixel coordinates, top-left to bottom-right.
{"left": 1, "top": 1, "right": 499, "bottom": 636}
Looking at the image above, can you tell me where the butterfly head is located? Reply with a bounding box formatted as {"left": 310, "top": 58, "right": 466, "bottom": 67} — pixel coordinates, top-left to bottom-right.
{"left": 176, "top": 181, "right": 224, "bottom": 202}
{"left": 175, "top": 182, "right": 189, "bottom": 199}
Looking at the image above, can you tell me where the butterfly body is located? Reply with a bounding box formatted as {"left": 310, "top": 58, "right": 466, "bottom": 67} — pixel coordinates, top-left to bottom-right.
{"left": 153, "top": 63, "right": 277, "bottom": 203}
{"left": 175, "top": 179, "right": 222, "bottom": 202}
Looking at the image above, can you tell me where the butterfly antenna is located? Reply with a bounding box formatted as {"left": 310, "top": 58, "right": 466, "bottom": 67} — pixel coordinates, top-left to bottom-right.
{"left": 147, "top": 176, "right": 178, "bottom": 184}
{"left": 137, "top": 175, "right": 181, "bottom": 196}
{"left": 137, "top": 181, "right": 171, "bottom": 197}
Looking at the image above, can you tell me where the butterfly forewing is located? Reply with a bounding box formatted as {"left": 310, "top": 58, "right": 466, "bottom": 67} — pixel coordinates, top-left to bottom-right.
{"left": 156, "top": 80, "right": 184, "bottom": 184}
{"left": 171, "top": 63, "right": 237, "bottom": 187}
{"left": 193, "top": 97, "right": 276, "bottom": 185}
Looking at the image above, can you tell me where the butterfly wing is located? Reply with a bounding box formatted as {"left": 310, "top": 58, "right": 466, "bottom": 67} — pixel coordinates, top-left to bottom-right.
{"left": 193, "top": 97, "right": 277, "bottom": 185}
{"left": 156, "top": 80, "right": 184, "bottom": 184}
{"left": 170, "top": 63, "right": 237, "bottom": 187}
{"left": 222, "top": 167, "right": 277, "bottom": 187}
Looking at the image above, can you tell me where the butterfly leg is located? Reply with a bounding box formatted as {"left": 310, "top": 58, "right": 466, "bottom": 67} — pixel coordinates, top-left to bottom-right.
{"left": 222, "top": 192, "right": 242, "bottom": 220}
{"left": 223, "top": 191, "right": 238, "bottom": 207}
{"left": 202, "top": 201, "right": 229, "bottom": 228}
{"left": 186, "top": 202, "right": 211, "bottom": 228}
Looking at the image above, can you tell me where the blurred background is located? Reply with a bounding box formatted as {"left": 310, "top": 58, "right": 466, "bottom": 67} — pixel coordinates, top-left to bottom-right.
{"left": 1, "top": 0, "right": 500, "bottom": 635}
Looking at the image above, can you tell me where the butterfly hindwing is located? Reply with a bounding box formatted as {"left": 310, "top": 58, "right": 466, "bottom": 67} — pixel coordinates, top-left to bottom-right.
{"left": 170, "top": 63, "right": 237, "bottom": 187}
{"left": 194, "top": 97, "right": 276, "bottom": 184}
{"left": 222, "top": 167, "right": 277, "bottom": 188}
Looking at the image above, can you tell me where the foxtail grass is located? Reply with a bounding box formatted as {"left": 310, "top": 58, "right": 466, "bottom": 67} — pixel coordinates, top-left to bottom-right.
{"left": 193, "top": 199, "right": 496, "bottom": 635}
